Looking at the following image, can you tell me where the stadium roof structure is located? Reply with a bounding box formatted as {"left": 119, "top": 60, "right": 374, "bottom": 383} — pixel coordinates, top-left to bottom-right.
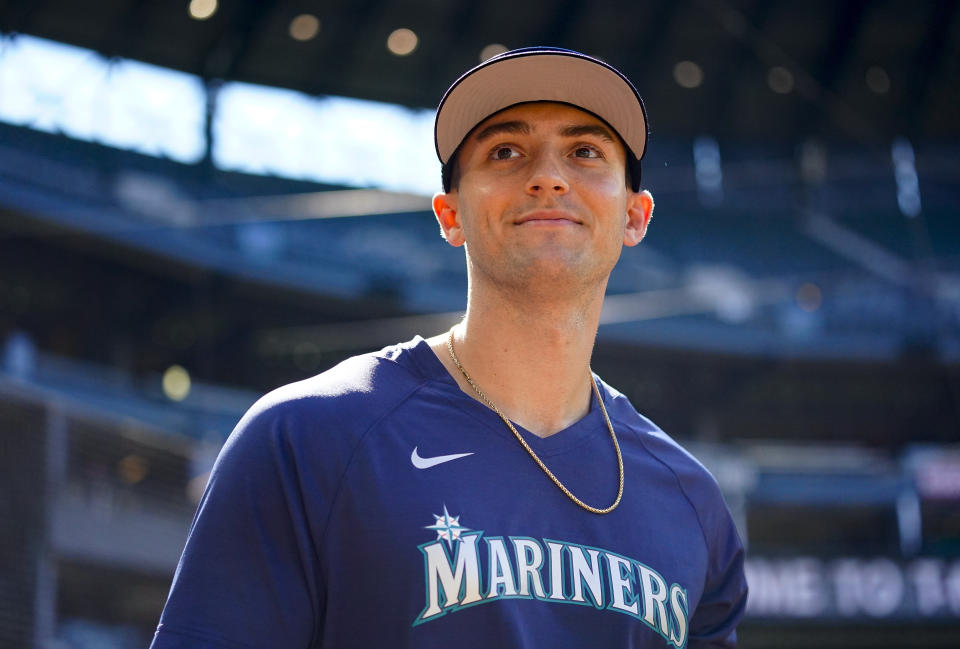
{"left": 0, "top": 0, "right": 958, "bottom": 444}
{"left": 1, "top": 0, "right": 958, "bottom": 144}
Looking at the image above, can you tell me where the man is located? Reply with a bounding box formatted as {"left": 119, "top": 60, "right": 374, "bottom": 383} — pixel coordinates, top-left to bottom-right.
{"left": 151, "top": 47, "right": 747, "bottom": 649}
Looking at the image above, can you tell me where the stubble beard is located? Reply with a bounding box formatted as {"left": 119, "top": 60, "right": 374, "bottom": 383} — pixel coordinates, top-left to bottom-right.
{"left": 464, "top": 235, "right": 618, "bottom": 308}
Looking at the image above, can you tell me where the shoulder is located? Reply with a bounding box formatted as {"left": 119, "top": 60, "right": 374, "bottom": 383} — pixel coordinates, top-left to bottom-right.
{"left": 600, "top": 379, "right": 733, "bottom": 532}
{"left": 228, "top": 338, "right": 431, "bottom": 455}
{"left": 259, "top": 342, "right": 423, "bottom": 413}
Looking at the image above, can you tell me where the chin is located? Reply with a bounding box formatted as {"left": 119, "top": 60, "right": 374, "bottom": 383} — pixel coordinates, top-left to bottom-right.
{"left": 511, "top": 256, "right": 608, "bottom": 288}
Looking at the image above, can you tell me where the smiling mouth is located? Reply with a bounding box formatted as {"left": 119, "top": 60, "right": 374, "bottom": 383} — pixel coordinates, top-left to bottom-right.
{"left": 514, "top": 210, "right": 582, "bottom": 225}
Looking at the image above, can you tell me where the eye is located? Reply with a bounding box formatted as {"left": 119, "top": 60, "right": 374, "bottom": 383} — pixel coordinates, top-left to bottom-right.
{"left": 490, "top": 145, "right": 521, "bottom": 160}
{"left": 572, "top": 145, "right": 602, "bottom": 159}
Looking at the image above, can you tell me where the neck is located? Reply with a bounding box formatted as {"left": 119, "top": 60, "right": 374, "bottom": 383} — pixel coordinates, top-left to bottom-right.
{"left": 430, "top": 278, "right": 607, "bottom": 437}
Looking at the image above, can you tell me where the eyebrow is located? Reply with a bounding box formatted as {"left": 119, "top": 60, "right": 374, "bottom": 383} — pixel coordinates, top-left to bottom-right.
{"left": 471, "top": 120, "right": 617, "bottom": 144}
{"left": 560, "top": 124, "right": 617, "bottom": 143}
{"left": 472, "top": 120, "right": 530, "bottom": 142}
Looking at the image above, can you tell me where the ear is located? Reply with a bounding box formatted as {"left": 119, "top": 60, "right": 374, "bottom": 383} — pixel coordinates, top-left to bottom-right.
{"left": 432, "top": 192, "right": 465, "bottom": 247}
{"left": 623, "top": 189, "right": 654, "bottom": 247}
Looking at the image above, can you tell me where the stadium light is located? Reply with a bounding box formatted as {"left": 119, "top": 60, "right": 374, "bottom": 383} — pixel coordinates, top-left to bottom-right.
{"left": 480, "top": 44, "right": 508, "bottom": 62}
{"left": 767, "top": 66, "right": 794, "bottom": 94}
{"left": 189, "top": 0, "right": 217, "bottom": 21}
{"left": 289, "top": 14, "right": 321, "bottom": 42}
{"left": 387, "top": 28, "right": 418, "bottom": 56}
{"left": 673, "top": 61, "right": 703, "bottom": 89}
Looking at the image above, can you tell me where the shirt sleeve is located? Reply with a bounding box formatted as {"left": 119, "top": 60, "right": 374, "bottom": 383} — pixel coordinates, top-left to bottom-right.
{"left": 150, "top": 399, "right": 326, "bottom": 649}
{"left": 686, "top": 501, "right": 748, "bottom": 648}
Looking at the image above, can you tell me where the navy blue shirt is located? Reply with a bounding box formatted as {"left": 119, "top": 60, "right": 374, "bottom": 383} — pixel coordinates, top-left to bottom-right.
{"left": 151, "top": 337, "right": 746, "bottom": 648}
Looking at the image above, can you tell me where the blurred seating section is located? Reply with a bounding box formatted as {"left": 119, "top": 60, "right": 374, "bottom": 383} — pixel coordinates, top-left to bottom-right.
{"left": 1, "top": 20, "right": 958, "bottom": 649}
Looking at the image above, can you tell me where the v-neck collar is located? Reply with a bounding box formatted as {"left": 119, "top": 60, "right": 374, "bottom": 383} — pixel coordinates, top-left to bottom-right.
{"left": 403, "top": 335, "right": 612, "bottom": 457}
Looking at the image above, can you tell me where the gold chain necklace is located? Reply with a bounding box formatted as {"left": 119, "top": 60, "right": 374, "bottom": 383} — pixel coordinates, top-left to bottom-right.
{"left": 446, "top": 328, "right": 623, "bottom": 514}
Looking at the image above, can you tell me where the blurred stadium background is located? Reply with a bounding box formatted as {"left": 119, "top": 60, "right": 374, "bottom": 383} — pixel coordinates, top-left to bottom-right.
{"left": 1, "top": 0, "right": 958, "bottom": 647}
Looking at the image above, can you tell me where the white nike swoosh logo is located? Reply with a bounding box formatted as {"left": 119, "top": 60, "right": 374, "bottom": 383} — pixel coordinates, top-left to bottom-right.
{"left": 411, "top": 446, "right": 474, "bottom": 469}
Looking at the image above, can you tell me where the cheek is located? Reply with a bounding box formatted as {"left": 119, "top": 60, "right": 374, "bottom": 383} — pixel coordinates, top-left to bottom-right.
{"left": 459, "top": 176, "right": 514, "bottom": 222}
{"left": 464, "top": 165, "right": 516, "bottom": 195}
{"left": 462, "top": 178, "right": 498, "bottom": 205}
{"left": 582, "top": 172, "right": 629, "bottom": 218}
{"left": 590, "top": 167, "right": 628, "bottom": 194}
{"left": 573, "top": 160, "right": 625, "bottom": 191}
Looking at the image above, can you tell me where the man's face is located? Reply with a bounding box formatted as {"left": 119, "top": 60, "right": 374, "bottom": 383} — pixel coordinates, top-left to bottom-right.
{"left": 433, "top": 102, "right": 651, "bottom": 296}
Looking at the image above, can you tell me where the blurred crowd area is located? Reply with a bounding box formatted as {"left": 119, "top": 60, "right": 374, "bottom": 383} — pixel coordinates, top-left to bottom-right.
{"left": 2, "top": 0, "right": 959, "bottom": 647}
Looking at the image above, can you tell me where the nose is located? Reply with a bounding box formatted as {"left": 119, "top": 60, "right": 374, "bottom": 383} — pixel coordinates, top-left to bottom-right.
{"left": 525, "top": 153, "right": 569, "bottom": 196}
